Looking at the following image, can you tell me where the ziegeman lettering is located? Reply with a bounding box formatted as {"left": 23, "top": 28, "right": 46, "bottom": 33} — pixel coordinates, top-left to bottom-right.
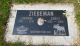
{"left": 29, "top": 11, "right": 54, "bottom": 16}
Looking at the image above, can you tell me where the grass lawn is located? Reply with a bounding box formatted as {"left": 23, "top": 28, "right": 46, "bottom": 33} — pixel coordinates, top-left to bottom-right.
{"left": 0, "top": 0, "right": 80, "bottom": 46}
